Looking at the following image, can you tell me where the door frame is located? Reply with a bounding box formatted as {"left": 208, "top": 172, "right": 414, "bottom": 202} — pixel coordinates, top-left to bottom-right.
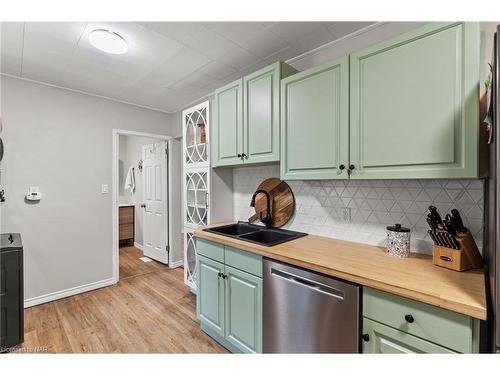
{"left": 112, "top": 129, "right": 172, "bottom": 284}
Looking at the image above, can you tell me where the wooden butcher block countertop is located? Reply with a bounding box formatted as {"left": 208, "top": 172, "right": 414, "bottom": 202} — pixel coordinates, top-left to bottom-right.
{"left": 195, "top": 223, "right": 487, "bottom": 320}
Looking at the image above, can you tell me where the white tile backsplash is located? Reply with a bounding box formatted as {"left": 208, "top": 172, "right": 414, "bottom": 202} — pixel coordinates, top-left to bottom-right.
{"left": 232, "top": 165, "right": 484, "bottom": 254}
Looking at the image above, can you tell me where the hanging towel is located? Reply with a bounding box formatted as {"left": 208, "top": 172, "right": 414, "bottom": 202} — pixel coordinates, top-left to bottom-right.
{"left": 125, "top": 167, "right": 135, "bottom": 193}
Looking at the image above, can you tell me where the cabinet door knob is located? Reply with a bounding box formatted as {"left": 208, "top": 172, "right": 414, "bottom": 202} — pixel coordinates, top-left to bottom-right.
{"left": 349, "top": 164, "right": 355, "bottom": 170}
{"left": 361, "top": 333, "right": 370, "bottom": 342}
{"left": 339, "top": 164, "right": 346, "bottom": 170}
{"left": 218, "top": 272, "right": 223, "bottom": 278}
{"left": 237, "top": 154, "right": 242, "bottom": 158}
{"left": 404, "top": 314, "right": 414, "bottom": 323}
{"left": 242, "top": 153, "right": 248, "bottom": 159}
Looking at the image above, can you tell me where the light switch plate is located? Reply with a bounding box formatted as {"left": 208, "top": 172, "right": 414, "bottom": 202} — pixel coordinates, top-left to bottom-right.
{"left": 101, "top": 184, "right": 109, "bottom": 194}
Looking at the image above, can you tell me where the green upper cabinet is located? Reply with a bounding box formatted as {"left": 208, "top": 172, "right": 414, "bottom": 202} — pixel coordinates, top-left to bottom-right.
{"left": 281, "top": 56, "right": 349, "bottom": 179}
{"left": 213, "top": 79, "right": 244, "bottom": 166}
{"left": 349, "top": 22, "right": 480, "bottom": 179}
{"left": 212, "top": 62, "right": 297, "bottom": 167}
{"left": 243, "top": 63, "right": 281, "bottom": 164}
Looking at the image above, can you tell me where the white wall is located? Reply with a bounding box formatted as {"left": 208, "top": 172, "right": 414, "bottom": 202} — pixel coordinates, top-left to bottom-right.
{"left": 119, "top": 134, "right": 159, "bottom": 246}
{"left": 0, "top": 76, "right": 173, "bottom": 305}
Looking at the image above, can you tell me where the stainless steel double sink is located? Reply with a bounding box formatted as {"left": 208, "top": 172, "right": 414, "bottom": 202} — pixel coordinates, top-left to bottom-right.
{"left": 203, "top": 222, "right": 307, "bottom": 247}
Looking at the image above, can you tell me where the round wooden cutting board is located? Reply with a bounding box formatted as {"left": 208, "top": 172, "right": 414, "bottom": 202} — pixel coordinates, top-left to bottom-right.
{"left": 250, "top": 178, "right": 295, "bottom": 228}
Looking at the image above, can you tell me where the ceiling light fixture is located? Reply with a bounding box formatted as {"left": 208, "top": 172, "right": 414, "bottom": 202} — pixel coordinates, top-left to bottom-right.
{"left": 89, "top": 29, "right": 128, "bottom": 55}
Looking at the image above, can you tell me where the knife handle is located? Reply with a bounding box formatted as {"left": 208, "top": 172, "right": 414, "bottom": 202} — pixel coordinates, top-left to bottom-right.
{"left": 451, "top": 208, "right": 466, "bottom": 232}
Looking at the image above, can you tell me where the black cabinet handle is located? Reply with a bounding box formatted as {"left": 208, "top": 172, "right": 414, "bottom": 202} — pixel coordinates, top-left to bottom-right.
{"left": 218, "top": 272, "right": 223, "bottom": 278}
{"left": 241, "top": 153, "right": 248, "bottom": 159}
{"left": 404, "top": 314, "right": 414, "bottom": 323}
{"left": 349, "top": 164, "right": 355, "bottom": 170}
{"left": 237, "top": 154, "right": 242, "bottom": 158}
{"left": 339, "top": 164, "right": 346, "bottom": 170}
{"left": 361, "top": 333, "right": 370, "bottom": 342}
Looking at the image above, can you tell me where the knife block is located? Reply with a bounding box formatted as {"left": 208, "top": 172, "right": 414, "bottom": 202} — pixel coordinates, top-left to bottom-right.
{"left": 432, "top": 230, "right": 482, "bottom": 272}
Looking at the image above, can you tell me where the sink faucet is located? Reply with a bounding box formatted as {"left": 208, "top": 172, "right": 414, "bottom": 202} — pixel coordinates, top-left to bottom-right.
{"left": 250, "top": 189, "right": 272, "bottom": 228}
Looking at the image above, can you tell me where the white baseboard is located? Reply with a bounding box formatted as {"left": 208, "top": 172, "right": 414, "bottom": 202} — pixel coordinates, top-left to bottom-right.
{"left": 169, "top": 259, "right": 183, "bottom": 269}
{"left": 24, "top": 277, "right": 115, "bottom": 308}
{"left": 134, "top": 242, "right": 143, "bottom": 251}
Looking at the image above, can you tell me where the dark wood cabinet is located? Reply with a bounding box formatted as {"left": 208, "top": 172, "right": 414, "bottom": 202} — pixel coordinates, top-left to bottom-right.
{"left": 0, "top": 233, "right": 24, "bottom": 352}
{"left": 119, "top": 205, "right": 135, "bottom": 245}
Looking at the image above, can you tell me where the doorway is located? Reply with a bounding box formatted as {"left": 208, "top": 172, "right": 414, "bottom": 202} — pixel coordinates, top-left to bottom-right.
{"left": 112, "top": 129, "right": 182, "bottom": 284}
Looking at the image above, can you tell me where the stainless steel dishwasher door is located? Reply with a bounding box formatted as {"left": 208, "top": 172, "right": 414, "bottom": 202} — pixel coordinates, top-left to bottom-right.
{"left": 263, "top": 258, "right": 360, "bottom": 353}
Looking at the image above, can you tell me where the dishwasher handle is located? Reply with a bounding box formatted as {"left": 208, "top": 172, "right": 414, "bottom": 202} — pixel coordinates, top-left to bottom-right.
{"left": 270, "top": 268, "right": 345, "bottom": 300}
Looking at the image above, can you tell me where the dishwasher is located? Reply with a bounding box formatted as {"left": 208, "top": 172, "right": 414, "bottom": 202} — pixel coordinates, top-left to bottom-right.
{"left": 263, "top": 258, "right": 360, "bottom": 353}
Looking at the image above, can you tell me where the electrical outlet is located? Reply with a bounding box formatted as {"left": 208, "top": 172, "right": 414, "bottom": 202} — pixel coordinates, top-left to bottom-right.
{"left": 101, "top": 184, "right": 109, "bottom": 194}
{"left": 341, "top": 207, "right": 351, "bottom": 223}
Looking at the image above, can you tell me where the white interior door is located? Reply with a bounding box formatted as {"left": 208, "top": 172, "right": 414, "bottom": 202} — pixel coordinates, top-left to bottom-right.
{"left": 142, "top": 142, "right": 169, "bottom": 264}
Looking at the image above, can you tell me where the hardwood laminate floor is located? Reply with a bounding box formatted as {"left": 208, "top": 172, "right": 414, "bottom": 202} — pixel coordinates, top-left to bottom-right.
{"left": 18, "top": 246, "right": 228, "bottom": 353}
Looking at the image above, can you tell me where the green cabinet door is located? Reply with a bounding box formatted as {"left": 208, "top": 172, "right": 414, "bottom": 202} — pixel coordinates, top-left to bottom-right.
{"left": 213, "top": 79, "right": 244, "bottom": 166}
{"left": 350, "top": 22, "right": 480, "bottom": 179}
{"left": 243, "top": 62, "right": 297, "bottom": 165}
{"left": 197, "top": 256, "right": 225, "bottom": 336}
{"left": 224, "top": 265, "right": 263, "bottom": 353}
{"left": 281, "top": 56, "right": 349, "bottom": 179}
{"left": 362, "top": 318, "right": 456, "bottom": 354}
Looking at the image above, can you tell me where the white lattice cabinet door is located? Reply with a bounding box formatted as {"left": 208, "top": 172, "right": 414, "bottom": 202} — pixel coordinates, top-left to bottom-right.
{"left": 183, "top": 103, "right": 209, "bottom": 168}
{"left": 183, "top": 230, "right": 198, "bottom": 290}
{"left": 182, "top": 101, "right": 210, "bottom": 291}
{"left": 185, "top": 169, "right": 209, "bottom": 227}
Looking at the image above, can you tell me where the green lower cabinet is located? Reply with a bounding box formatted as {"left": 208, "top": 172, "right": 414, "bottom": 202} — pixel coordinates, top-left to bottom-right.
{"left": 225, "top": 265, "right": 263, "bottom": 353}
{"left": 197, "top": 256, "right": 225, "bottom": 336}
{"left": 196, "top": 242, "right": 263, "bottom": 353}
{"left": 362, "top": 318, "right": 456, "bottom": 354}
{"left": 362, "top": 287, "right": 480, "bottom": 353}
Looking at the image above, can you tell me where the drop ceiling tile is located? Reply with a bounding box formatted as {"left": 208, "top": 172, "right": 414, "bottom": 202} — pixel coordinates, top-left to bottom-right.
{"left": 195, "top": 60, "right": 238, "bottom": 80}
{"left": 237, "top": 60, "right": 269, "bottom": 77}
{"left": 222, "top": 45, "right": 262, "bottom": 71}
{"left": 153, "top": 88, "right": 196, "bottom": 111}
{"left": 199, "top": 78, "right": 227, "bottom": 94}
{"left": 22, "top": 22, "right": 87, "bottom": 75}
{"left": 326, "top": 22, "right": 375, "bottom": 38}
{"left": 267, "top": 22, "right": 329, "bottom": 43}
{"left": 142, "top": 47, "right": 210, "bottom": 87}
{"left": 182, "top": 25, "right": 240, "bottom": 60}
{"left": 263, "top": 46, "right": 300, "bottom": 64}
{"left": 169, "top": 69, "right": 218, "bottom": 95}
{"left": 289, "top": 27, "right": 336, "bottom": 53}
{"left": 1, "top": 22, "right": 25, "bottom": 76}
{"left": 203, "top": 22, "right": 267, "bottom": 45}
{"left": 239, "top": 30, "right": 289, "bottom": 59}
{"left": 141, "top": 22, "right": 206, "bottom": 45}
